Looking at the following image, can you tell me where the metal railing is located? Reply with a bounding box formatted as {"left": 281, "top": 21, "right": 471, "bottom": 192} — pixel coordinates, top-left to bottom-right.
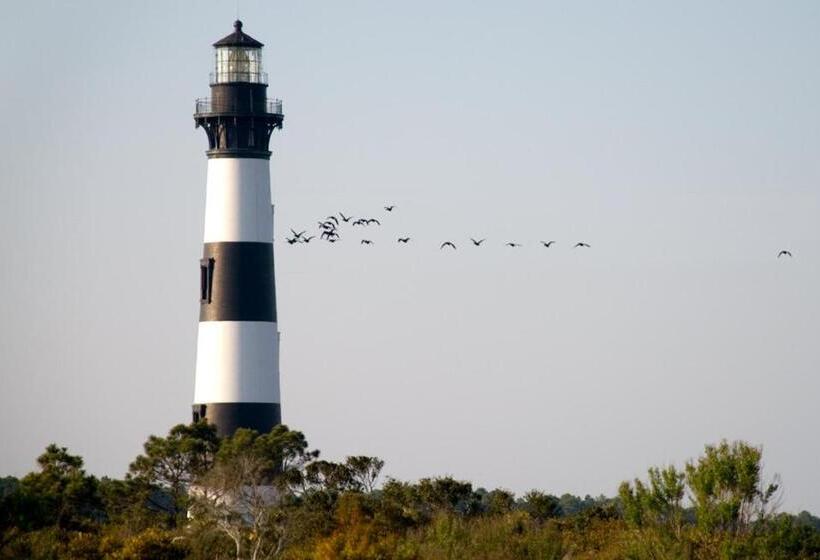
{"left": 210, "top": 71, "right": 268, "bottom": 85}
{"left": 195, "top": 98, "right": 283, "bottom": 115}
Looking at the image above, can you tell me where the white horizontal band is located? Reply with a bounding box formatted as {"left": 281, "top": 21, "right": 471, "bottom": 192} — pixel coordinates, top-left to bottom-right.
{"left": 204, "top": 158, "right": 273, "bottom": 243}
{"left": 194, "top": 321, "right": 280, "bottom": 403}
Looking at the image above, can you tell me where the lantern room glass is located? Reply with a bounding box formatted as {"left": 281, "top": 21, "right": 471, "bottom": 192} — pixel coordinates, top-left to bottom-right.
{"left": 213, "top": 46, "right": 267, "bottom": 84}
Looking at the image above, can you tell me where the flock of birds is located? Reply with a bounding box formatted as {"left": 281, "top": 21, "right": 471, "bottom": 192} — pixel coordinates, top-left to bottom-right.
{"left": 283, "top": 205, "right": 595, "bottom": 251}
{"left": 282, "top": 205, "right": 795, "bottom": 258}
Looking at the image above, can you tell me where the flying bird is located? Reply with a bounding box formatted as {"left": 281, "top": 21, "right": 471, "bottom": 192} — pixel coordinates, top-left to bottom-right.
{"left": 320, "top": 230, "right": 339, "bottom": 240}
{"left": 777, "top": 250, "right": 793, "bottom": 258}
{"left": 361, "top": 239, "right": 373, "bottom": 245}
{"left": 398, "top": 237, "right": 411, "bottom": 243}
{"left": 506, "top": 242, "right": 522, "bottom": 247}
{"left": 574, "top": 242, "right": 591, "bottom": 248}
{"left": 285, "top": 237, "right": 299, "bottom": 245}
{"left": 301, "top": 235, "right": 316, "bottom": 243}
{"left": 541, "top": 241, "right": 556, "bottom": 247}
{"left": 440, "top": 241, "right": 457, "bottom": 250}
{"left": 326, "top": 216, "right": 339, "bottom": 226}
{"left": 352, "top": 219, "right": 366, "bottom": 227}
{"left": 339, "top": 212, "right": 353, "bottom": 222}
{"left": 366, "top": 218, "right": 381, "bottom": 226}
{"left": 384, "top": 205, "right": 396, "bottom": 212}
{"left": 290, "top": 229, "right": 306, "bottom": 239}
{"left": 470, "top": 238, "right": 485, "bottom": 246}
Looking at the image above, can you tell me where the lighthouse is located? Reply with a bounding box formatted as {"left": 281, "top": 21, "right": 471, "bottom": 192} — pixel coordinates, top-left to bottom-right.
{"left": 191, "top": 21, "right": 283, "bottom": 437}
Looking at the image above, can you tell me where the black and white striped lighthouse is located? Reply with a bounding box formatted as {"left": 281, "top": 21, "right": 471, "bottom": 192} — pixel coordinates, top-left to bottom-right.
{"left": 191, "top": 21, "right": 284, "bottom": 437}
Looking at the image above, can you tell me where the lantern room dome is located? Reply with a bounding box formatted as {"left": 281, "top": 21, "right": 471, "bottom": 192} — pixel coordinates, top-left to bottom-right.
{"left": 213, "top": 20, "right": 264, "bottom": 48}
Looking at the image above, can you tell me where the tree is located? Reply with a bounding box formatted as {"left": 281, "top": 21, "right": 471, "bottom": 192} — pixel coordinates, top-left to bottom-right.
{"left": 685, "top": 440, "right": 779, "bottom": 535}
{"left": 417, "top": 477, "right": 481, "bottom": 516}
{"left": 304, "top": 460, "right": 357, "bottom": 494}
{"left": 344, "top": 456, "right": 384, "bottom": 494}
{"left": 557, "top": 493, "right": 599, "bottom": 516}
{"left": 127, "top": 420, "right": 219, "bottom": 526}
{"left": 190, "top": 425, "right": 319, "bottom": 560}
{"left": 375, "top": 478, "right": 429, "bottom": 529}
{"left": 619, "top": 465, "right": 685, "bottom": 536}
{"left": 18, "top": 444, "right": 102, "bottom": 531}
{"left": 521, "top": 490, "right": 561, "bottom": 522}
{"left": 484, "top": 489, "right": 516, "bottom": 516}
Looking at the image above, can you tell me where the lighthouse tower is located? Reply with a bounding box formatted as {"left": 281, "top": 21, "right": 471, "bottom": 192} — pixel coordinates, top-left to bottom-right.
{"left": 191, "top": 21, "right": 283, "bottom": 437}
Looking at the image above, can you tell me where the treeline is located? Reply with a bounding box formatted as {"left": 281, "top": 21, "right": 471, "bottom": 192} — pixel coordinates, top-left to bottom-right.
{"left": 1, "top": 423, "right": 819, "bottom": 559}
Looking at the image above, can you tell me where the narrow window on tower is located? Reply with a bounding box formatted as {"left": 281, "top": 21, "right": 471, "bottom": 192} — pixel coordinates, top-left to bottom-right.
{"left": 200, "top": 258, "right": 215, "bottom": 303}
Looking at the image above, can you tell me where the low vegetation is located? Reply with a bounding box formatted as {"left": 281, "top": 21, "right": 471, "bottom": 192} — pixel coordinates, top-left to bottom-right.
{"left": 1, "top": 423, "right": 818, "bottom": 559}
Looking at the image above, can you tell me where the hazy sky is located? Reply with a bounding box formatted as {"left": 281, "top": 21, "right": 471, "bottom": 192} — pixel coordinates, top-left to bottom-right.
{"left": 1, "top": 1, "right": 819, "bottom": 513}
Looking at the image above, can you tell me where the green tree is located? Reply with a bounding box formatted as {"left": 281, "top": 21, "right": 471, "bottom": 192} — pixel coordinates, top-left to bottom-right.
{"left": 127, "top": 420, "right": 219, "bottom": 526}
{"left": 18, "top": 444, "right": 102, "bottom": 531}
{"left": 619, "top": 465, "right": 685, "bottom": 536}
{"left": 374, "top": 478, "right": 429, "bottom": 529}
{"left": 304, "top": 460, "right": 357, "bottom": 493}
{"left": 521, "top": 490, "right": 561, "bottom": 522}
{"left": 557, "top": 493, "right": 599, "bottom": 516}
{"left": 344, "top": 456, "right": 384, "bottom": 493}
{"left": 190, "top": 425, "right": 318, "bottom": 560}
{"left": 795, "top": 510, "right": 820, "bottom": 531}
{"left": 484, "top": 489, "right": 516, "bottom": 516}
{"left": 417, "top": 477, "right": 481, "bottom": 516}
{"left": 685, "top": 440, "right": 779, "bottom": 535}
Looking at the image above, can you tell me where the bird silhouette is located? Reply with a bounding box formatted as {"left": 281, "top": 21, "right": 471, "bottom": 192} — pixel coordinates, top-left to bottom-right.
{"left": 470, "top": 238, "right": 485, "bottom": 246}
{"left": 301, "top": 235, "right": 316, "bottom": 243}
{"left": 440, "top": 242, "right": 457, "bottom": 250}
{"left": 326, "top": 216, "right": 339, "bottom": 226}
{"left": 286, "top": 237, "right": 299, "bottom": 245}
{"left": 320, "top": 230, "right": 339, "bottom": 240}
{"left": 541, "top": 241, "right": 556, "bottom": 247}
{"left": 366, "top": 218, "right": 381, "bottom": 226}
{"left": 339, "top": 212, "right": 353, "bottom": 222}
{"left": 318, "top": 221, "right": 336, "bottom": 231}
{"left": 361, "top": 239, "right": 373, "bottom": 245}
{"left": 506, "top": 242, "right": 521, "bottom": 248}
{"left": 290, "top": 229, "right": 306, "bottom": 239}
{"left": 574, "top": 242, "right": 591, "bottom": 248}
{"left": 384, "top": 205, "right": 396, "bottom": 212}
{"left": 352, "top": 219, "right": 365, "bottom": 227}
{"left": 398, "top": 237, "right": 411, "bottom": 243}
{"left": 778, "top": 250, "right": 793, "bottom": 258}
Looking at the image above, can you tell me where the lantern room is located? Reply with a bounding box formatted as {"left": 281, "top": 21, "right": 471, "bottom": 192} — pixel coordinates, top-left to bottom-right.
{"left": 212, "top": 20, "right": 267, "bottom": 85}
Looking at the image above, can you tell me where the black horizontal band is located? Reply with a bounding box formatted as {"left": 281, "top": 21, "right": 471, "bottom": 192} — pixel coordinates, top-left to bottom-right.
{"left": 206, "top": 149, "right": 272, "bottom": 159}
{"left": 200, "top": 242, "right": 277, "bottom": 322}
{"left": 192, "top": 402, "right": 281, "bottom": 438}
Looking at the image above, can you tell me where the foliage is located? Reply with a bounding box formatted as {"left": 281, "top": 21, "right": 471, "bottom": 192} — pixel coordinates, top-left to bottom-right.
{"left": 190, "top": 425, "right": 320, "bottom": 560}
{"left": 684, "top": 440, "right": 780, "bottom": 535}
{"left": 1, "top": 429, "right": 819, "bottom": 560}
{"left": 127, "top": 420, "right": 220, "bottom": 527}
{"left": 520, "top": 490, "right": 562, "bottom": 522}
{"left": 484, "top": 488, "right": 516, "bottom": 516}
{"left": 11, "top": 444, "right": 103, "bottom": 532}
{"left": 619, "top": 464, "right": 685, "bottom": 535}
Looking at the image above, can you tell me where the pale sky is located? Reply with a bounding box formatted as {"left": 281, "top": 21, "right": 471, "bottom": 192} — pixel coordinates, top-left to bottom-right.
{"left": 1, "top": 1, "right": 818, "bottom": 513}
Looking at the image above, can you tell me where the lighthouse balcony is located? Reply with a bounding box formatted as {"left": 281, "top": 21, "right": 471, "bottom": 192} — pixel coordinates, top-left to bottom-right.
{"left": 195, "top": 97, "right": 283, "bottom": 116}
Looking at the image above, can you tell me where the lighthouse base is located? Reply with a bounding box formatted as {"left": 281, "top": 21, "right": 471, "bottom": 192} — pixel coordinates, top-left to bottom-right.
{"left": 192, "top": 402, "right": 281, "bottom": 438}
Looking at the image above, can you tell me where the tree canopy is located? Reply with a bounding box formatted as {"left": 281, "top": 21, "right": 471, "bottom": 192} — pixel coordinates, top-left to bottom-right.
{"left": 1, "top": 429, "right": 818, "bottom": 560}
